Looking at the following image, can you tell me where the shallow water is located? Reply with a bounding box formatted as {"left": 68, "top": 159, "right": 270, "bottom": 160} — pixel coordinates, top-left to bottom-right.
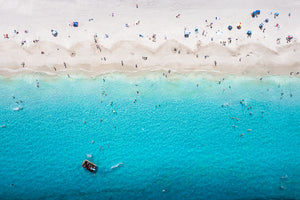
{"left": 0, "top": 74, "right": 299, "bottom": 200}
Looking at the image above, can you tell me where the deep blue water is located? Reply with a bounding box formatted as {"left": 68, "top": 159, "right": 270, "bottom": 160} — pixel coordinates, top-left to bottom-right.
{"left": 0, "top": 74, "right": 299, "bottom": 200}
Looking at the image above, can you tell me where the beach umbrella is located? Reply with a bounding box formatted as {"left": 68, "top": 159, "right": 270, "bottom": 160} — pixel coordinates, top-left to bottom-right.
{"left": 264, "top": 18, "right": 269, "bottom": 23}
{"left": 247, "top": 30, "right": 252, "bottom": 35}
{"left": 228, "top": 25, "right": 232, "bottom": 30}
{"left": 274, "top": 12, "right": 279, "bottom": 16}
{"left": 256, "top": 10, "right": 261, "bottom": 15}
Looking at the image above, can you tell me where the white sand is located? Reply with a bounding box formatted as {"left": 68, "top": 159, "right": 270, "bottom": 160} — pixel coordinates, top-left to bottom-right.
{"left": 0, "top": 0, "right": 299, "bottom": 77}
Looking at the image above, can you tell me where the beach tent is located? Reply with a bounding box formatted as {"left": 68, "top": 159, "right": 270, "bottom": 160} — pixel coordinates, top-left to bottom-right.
{"left": 3, "top": 34, "right": 9, "bottom": 38}
{"left": 251, "top": 10, "right": 261, "bottom": 18}
{"left": 228, "top": 25, "right": 232, "bottom": 30}
{"left": 286, "top": 35, "right": 293, "bottom": 42}
{"left": 184, "top": 30, "right": 190, "bottom": 38}
{"left": 73, "top": 22, "right": 78, "bottom": 27}
{"left": 51, "top": 30, "right": 58, "bottom": 37}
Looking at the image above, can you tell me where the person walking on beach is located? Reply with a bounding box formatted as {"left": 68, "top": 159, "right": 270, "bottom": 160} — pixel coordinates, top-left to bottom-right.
{"left": 214, "top": 61, "right": 217, "bottom": 66}
{"left": 21, "top": 62, "right": 25, "bottom": 68}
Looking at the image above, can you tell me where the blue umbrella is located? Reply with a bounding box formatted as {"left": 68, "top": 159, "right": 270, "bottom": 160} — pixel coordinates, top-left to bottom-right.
{"left": 274, "top": 12, "right": 279, "bottom": 16}
{"left": 228, "top": 25, "right": 232, "bottom": 30}
{"left": 247, "top": 31, "right": 252, "bottom": 35}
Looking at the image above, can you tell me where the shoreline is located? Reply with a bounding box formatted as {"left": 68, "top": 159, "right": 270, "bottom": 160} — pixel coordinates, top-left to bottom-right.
{"left": 1, "top": 69, "right": 299, "bottom": 84}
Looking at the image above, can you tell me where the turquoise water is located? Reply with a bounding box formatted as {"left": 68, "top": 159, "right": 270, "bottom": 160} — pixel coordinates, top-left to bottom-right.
{"left": 0, "top": 74, "right": 299, "bottom": 200}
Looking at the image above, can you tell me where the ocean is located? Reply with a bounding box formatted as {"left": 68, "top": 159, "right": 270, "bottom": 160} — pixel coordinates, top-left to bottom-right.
{"left": 0, "top": 73, "right": 299, "bottom": 200}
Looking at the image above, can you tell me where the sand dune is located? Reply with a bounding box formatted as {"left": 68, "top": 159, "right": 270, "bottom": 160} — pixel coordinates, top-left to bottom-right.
{"left": 0, "top": 39, "right": 299, "bottom": 77}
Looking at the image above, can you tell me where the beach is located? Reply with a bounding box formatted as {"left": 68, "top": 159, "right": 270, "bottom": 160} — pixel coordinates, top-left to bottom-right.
{"left": 0, "top": 0, "right": 299, "bottom": 77}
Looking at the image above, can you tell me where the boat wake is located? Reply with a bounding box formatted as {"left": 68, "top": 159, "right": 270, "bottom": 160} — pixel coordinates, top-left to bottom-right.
{"left": 110, "top": 162, "right": 123, "bottom": 170}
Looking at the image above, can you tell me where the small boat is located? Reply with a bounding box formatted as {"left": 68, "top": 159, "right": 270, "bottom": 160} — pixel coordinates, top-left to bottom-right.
{"left": 13, "top": 107, "right": 23, "bottom": 111}
{"left": 82, "top": 160, "right": 97, "bottom": 173}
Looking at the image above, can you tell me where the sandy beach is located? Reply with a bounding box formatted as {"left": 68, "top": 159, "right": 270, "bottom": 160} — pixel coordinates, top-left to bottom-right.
{"left": 0, "top": 0, "right": 299, "bottom": 77}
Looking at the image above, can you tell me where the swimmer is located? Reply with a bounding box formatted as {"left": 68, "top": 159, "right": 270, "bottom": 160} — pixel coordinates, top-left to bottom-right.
{"left": 240, "top": 133, "right": 244, "bottom": 136}
{"left": 86, "top": 154, "right": 92, "bottom": 158}
{"left": 83, "top": 120, "right": 86, "bottom": 124}
{"left": 100, "top": 119, "right": 103, "bottom": 122}
{"left": 247, "top": 129, "right": 252, "bottom": 132}
{"left": 290, "top": 93, "right": 293, "bottom": 97}
{"left": 1, "top": 125, "right": 6, "bottom": 128}
{"left": 250, "top": 112, "right": 253, "bottom": 115}
{"left": 281, "top": 175, "right": 288, "bottom": 179}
